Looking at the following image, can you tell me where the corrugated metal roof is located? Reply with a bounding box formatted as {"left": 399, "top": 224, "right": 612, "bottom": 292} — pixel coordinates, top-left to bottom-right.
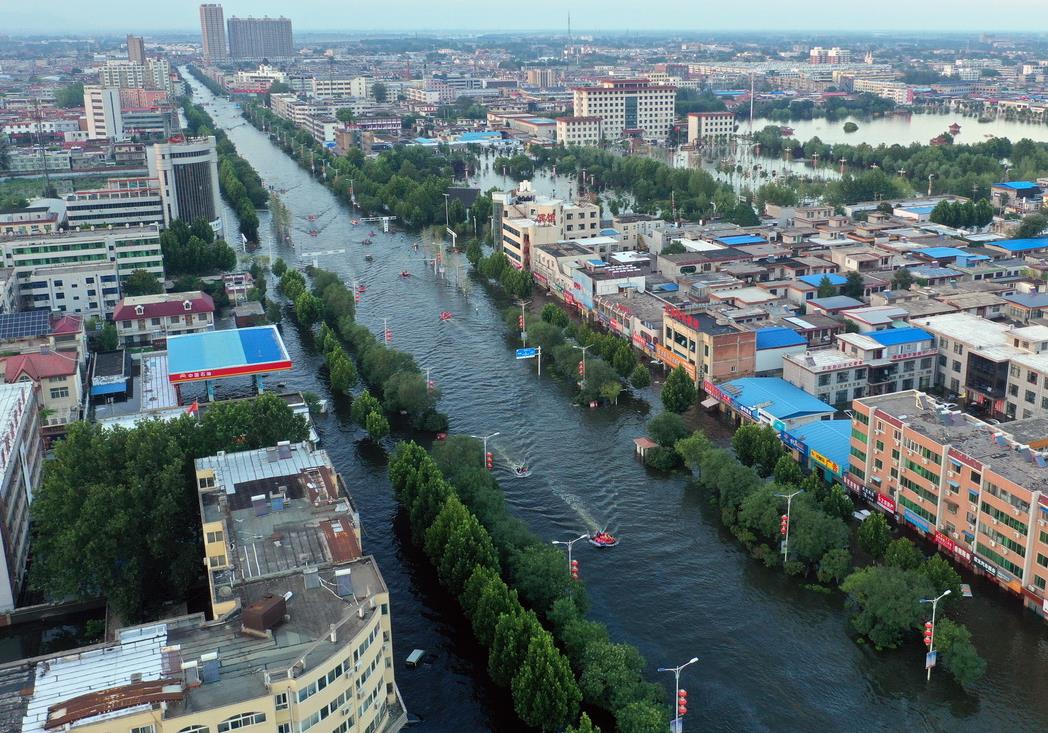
{"left": 755, "top": 327, "right": 806, "bottom": 350}
{"left": 718, "top": 377, "right": 835, "bottom": 421}
{"left": 797, "top": 273, "right": 847, "bottom": 287}
{"left": 868, "top": 327, "right": 933, "bottom": 346}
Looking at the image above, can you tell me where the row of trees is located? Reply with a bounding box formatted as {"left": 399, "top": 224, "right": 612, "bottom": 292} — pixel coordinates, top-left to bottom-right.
{"left": 748, "top": 93, "right": 896, "bottom": 122}
{"left": 278, "top": 263, "right": 450, "bottom": 433}
{"left": 30, "top": 394, "right": 309, "bottom": 622}
{"left": 389, "top": 439, "right": 668, "bottom": 733}
{"left": 929, "top": 199, "right": 995, "bottom": 229}
{"left": 159, "top": 218, "right": 237, "bottom": 276}
{"left": 181, "top": 99, "right": 268, "bottom": 242}
{"left": 671, "top": 425, "right": 986, "bottom": 686}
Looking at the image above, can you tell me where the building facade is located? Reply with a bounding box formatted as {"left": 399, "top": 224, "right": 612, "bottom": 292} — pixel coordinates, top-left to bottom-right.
{"left": 147, "top": 137, "right": 222, "bottom": 231}
{"left": 227, "top": 16, "right": 294, "bottom": 59}
{"left": 64, "top": 177, "right": 165, "bottom": 229}
{"left": 0, "top": 383, "right": 41, "bottom": 611}
{"left": 113, "top": 291, "right": 215, "bottom": 347}
{"left": 572, "top": 79, "right": 676, "bottom": 141}
{"left": 126, "top": 34, "right": 146, "bottom": 65}
{"left": 84, "top": 85, "right": 122, "bottom": 140}
{"left": 555, "top": 116, "right": 602, "bottom": 146}
{"left": 659, "top": 307, "right": 756, "bottom": 382}
{"left": 199, "top": 3, "right": 228, "bottom": 60}
{"left": 687, "top": 111, "right": 735, "bottom": 143}
{"left": 3, "top": 351, "right": 82, "bottom": 439}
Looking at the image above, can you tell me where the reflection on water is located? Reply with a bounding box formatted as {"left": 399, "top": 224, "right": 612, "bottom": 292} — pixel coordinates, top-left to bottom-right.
{"left": 188, "top": 73, "right": 1048, "bottom": 733}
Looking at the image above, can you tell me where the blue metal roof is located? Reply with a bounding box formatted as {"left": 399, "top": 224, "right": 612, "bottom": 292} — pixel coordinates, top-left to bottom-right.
{"left": 809, "top": 295, "right": 863, "bottom": 310}
{"left": 1003, "top": 292, "right": 1048, "bottom": 308}
{"left": 718, "top": 234, "right": 766, "bottom": 246}
{"left": 917, "top": 246, "right": 969, "bottom": 259}
{"left": 719, "top": 377, "right": 835, "bottom": 421}
{"left": 458, "top": 131, "right": 502, "bottom": 142}
{"left": 907, "top": 265, "right": 963, "bottom": 278}
{"left": 994, "top": 181, "right": 1040, "bottom": 190}
{"left": 798, "top": 273, "right": 846, "bottom": 287}
{"left": 868, "top": 327, "right": 933, "bottom": 346}
{"left": 90, "top": 381, "right": 127, "bottom": 397}
{"left": 789, "top": 419, "right": 852, "bottom": 476}
{"left": 168, "top": 326, "right": 290, "bottom": 375}
{"left": 991, "top": 237, "right": 1048, "bottom": 252}
{"left": 755, "top": 327, "right": 807, "bottom": 350}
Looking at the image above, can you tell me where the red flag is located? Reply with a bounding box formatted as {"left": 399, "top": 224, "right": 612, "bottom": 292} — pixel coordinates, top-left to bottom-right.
{"left": 186, "top": 401, "right": 199, "bottom": 416}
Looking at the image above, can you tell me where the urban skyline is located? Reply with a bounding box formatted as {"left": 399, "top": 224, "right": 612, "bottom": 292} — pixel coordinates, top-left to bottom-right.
{"left": 6, "top": 1, "right": 1048, "bottom": 33}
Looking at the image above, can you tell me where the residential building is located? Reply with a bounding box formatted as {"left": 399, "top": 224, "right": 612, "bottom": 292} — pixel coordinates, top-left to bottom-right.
{"left": 572, "top": 79, "right": 676, "bottom": 141}
{"left": 3, "top": 350, "right": 82, "bottom": 440}
{"left": 702, "top": 376, "right": 835, "bottom": 431}
{"left": 0, "top": 312, "right": 86, "bottom": 365}
{"left": 126, "top": 34, "right": 146, "bottom": 64}
{"left": 0, "top": 383, "right": 40, "bottom": 611}
{"left": 147, "top": 137, "right": 222, "bottom": 232}
{"left": 227, "top": 16, "right": 294, "bottom": 59}
{"left": 199, "top": 3, "right": 228, "bottom": 60}
{"left": 113, "top": 291, "right": 215, "bottom": 347}
{"left": 810, "top": 46, "right": 852, "bottom": 64}
{"left": 526, "top": 68, "right": 558, "bottom": 88}
{"left": 852, "top": 79, "right": 913, "bottom": 104}
{"left": 847, "top": 390, "right": 1048, "bottom": 620}
{"left": 659, "top": 306, "right": 756, "bottom": 382}
{"left": 991, "top": 181, "right": 1043, "bottom": 214}
{"left": 500, "top": 193, "right": 601, "bottom": 271}
{"left": 687, "top": 111, "right": 735, "bottom": 143}
{"left": 754, "top": 326, "right": 808, "bottom": 374}
{"left": 21, "top": 262, "right": 121, "bottom": 317}
{"left": 1, "top": 225, "right": 164, "bottom": 291}
{"left": 99, "top": 59, "right": 172, "bottom": 93}
{"left": 311, "top": 76, "right": 372, "bottom": 98}
{"left": 64, "top": 177, "right": 164, "bottom": 229}
{"left": 555, "top": 116, "right": 602, "bottom": 145}
{"left": 0, "top": 203, "right": 61, "bottom": 238}
{"left": 0, "top": 441, "right": 406, "bottom": 733}
{"left": 83, "top": 85, "right": 122, "bottom": 140}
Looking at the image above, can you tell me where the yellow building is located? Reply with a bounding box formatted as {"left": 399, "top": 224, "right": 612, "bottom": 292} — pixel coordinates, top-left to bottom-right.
{"left": 0, "top": 441, "right": 406, "bottom": 733}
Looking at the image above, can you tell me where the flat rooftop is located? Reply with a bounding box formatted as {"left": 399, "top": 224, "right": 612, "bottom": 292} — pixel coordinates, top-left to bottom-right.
{"left": 857, "top": 391, "right": 1048, "bottom": 493}
{"left": 167, "top": 326, "right": 291, "bottom": 384}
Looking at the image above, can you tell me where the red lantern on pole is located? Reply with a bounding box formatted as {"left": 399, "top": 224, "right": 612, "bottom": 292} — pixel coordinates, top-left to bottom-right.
{"left": 678, "top": 689, "right": 687, "bottom": 699}
{"left": 485, "top": 452, "right": 494, "bottom": 470}
{"left": 780, "top": 514, "right": 789, "bottom": 536}
{"left": 577, "top": 361, "right": 585, "bottom": 377}
{"left": 518, "top": 315, "right": 525, "bottom": 330}
{"left": 678, "top": 705, "right": 687, "bottom": 715}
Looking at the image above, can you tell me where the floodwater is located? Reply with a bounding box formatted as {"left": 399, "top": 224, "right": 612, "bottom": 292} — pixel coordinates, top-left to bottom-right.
{"left": 186, "top": 72, "right": 1048, "bottom": 733}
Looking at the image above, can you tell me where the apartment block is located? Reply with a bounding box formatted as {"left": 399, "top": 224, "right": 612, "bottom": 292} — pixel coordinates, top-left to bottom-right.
{"left": 199, "top": 3, "right": 228, "bottom": 60}
{"left": 113, "top": 291, "right": 215, "bottom": 347}
{"left": 0, "top": 441, "right": 406, "bottom": 733}
{"left": 311, "top": 76, "right": 372, "bottom": 99}
{"left": 64, "top": 177, "right": 164, "bottom": 229}
{"left": 555, "top": 116, "right": 602, "bottom": 145}
{"left": 572, "top": 79, "right": 676, "bottom": 141}
{"left": 126, "top": 34, "right": 146, "bottom": 65}
{"left": 20, "top": 262, "right": 121, "bottom": 317}
{"left": 686, "top": 111, "right": 735, "bottom": 143}
{"left": 0, "top": 383, "right": 41, "bottom": 611}
{"left": 848, "top": 390, "right": 1048, "bottom": 620}
{"left": 99, "top": 58, "right": 173, "bottom": 93}
{"left": 3, "top": 351, "right": 82, "bottom": 438}
{"left": 500, "top": 195, "right": 600, "bottom": 271}
{"left": 227, "top": 16, "right": 294, "bottom": 59}
{"left": 784, "top": 327, "right": 936, "bottom": 407}
{"left": 659, "top": 307, "right": 756, "bottom": 382}
{"left": 852, "top": 78, "right": 914, "bottom": 104}
{"left": 83, "top": 85, "right": 122, "bottom": 140}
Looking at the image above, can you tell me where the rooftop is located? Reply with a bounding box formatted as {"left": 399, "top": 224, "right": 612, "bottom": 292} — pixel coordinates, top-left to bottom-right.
{"left": 867, "top": 327, "right": 934, "bottom": 347}
{"left": 755, "top": 327, "right": 807, "bottom": 350}
{"left": 1002, "top": 292, "right": 1048, "bottom": 309}
{"left": 797, "top": 272, "right": 847, "bottom": 288}
{"left": 717, "top": 376, "right": 836, "bottom": 421}
{"left": 988, "top": 238, "right": 1048, "bottom": 253}
{"left": 856, "top": 390, "right": 1048, "bottom": 493}
{"left": 113, "top": 291, "right": 214, "bottom": 321}
{"left": 167, "top": 326, "right": 291, "bottom": 384}
{"left": 808, "top": 295, "right": 864, "bottom": 311}
{"left": 789, "top": 419, "right": 853, "bottom": 475}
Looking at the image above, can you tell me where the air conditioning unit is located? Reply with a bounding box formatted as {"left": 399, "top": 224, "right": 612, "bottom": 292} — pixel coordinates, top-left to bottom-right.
{"left": 340, "top": 707, "right": 352, "bottom": 717}
{"left": 992, "top": 518, "right": 998, "bottom": 525}
{"left": 989, "top": 540, "right": 997, "bottom": 547}
{"left": 1028, "top": 584, "right": 1039, "bottom": 593}
{"left": 1039, "top": 519, "right": 1047, "bottom": 528}
{"left": 951, "top": 532, "right": 959, "bottom": 539}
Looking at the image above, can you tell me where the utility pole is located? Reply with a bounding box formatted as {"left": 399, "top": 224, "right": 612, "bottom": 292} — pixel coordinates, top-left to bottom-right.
{"left": 921, "top": 589, "right": 952, "bottom": 682}
{"left": 775, "top": 489, "right": 804, "bottom": 564}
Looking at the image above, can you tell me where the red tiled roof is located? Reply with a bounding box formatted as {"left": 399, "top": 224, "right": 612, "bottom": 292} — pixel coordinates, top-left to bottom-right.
{"left": 4, "top": 351, "right": 77, "bottom": 382}
{"left": 50, "top": 314, "right": 83, "bottom": 335}
{"left": 113, "top": 292, "right": 215, "bottom": 321}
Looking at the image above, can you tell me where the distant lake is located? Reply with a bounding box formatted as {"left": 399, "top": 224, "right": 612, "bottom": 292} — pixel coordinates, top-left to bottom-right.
{"left": 748, "top": 112, "right": 1048, "bottom": 147}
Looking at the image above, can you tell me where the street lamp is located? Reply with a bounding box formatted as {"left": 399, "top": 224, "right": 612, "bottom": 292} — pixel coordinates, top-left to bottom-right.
{"left": 774, "top": 489, "right": 804, "bottom": 564}
{"left": 572, "top": 344, "right": 592, "bottom": 386}
{"left": 657, "top": 656, "right": 699, "bottom": 732}
{"left": 920, "top": 589, "right": 951, "bottom": 682}
{"left": 551, "top": 533, "right": 588, "bottom": 582}
{"left": 470, "top": 432, "right": 500, "bottom": 471}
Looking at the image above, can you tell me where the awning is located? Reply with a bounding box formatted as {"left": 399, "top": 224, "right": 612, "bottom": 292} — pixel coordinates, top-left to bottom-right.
{"left": 700, "top": 397, "right": 720, "bottom": 409}
{"left": 90, "top": 381, "right": 127, "bottom": 397}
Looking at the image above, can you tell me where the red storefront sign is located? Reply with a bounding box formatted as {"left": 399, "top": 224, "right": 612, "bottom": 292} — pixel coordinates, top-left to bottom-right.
{"left": 532, "top": 272, "right": 549, "bottom": 285}
{"left": 933, "top": 531, "right": 955, "bottom": 554}
{"left": 876, "top": 493, "right": 896, "bottom": 513}
{"left": 843, "top": 473, "right": 863, "bottom": 493}
{"left": 702, "top": 379, "right": 725, "bottom": 402}
{"left": 632, "top": 333, "right": 648, "bottom": 350}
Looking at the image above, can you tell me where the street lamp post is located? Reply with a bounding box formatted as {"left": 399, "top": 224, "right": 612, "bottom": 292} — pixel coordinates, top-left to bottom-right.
{"left": 573, "top": 344, "right": 592, "bottom": 386}
{"left": 657, "top": 656, "right": 699, "bottom": 732}
{"left": 920, "top": 589, "right": 952, "bottom": 682}
{"left": 774, "top": 489, "right": 804, "bottom": 564}
{"left": 551, "top": 533, "right": 588, "bottom": 581}
{"left": 470, "top": 432, "right": 500, "bottom": 470}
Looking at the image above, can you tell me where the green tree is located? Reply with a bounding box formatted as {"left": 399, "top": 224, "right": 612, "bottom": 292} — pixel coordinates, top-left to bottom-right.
{"left": 511, "top": 631, "right": 581, "bottom": 731}
{"left": 578, "top": 640, "right": 648, "bottom": 711}
{"left": 96, "top": 323, "right": 119, "bottom": 352}
{"left": 858, "top": 512, "right": 891, "bottom": 560}
{"left": 488, "top": 608, "right": 543, "bottom": 687}
{"left": 661, "top": 366, "right": 696, "bottom": 413}
{"left": 566, "top": 713, "right": 601, "bottom": 733}
{"left": 934, "top": 618, "right": 987, "bottom": 686}
{"left": 891, "top": 268, "right": 914, "bottom": 291}
{"left": 509, "top": 543, "right": 572, "bottom": 616}
{"left": 122, "top": 269, "right": 163, "bottom": 296}
{"left": 841, "top": 565, "right": 932, "bottom": 649}
{"left": 460, "top": 566, "right": 519, "bottom": 647}
{"left": 279, "top": 269, "right": 307, "bottom": 300}
{"left": 365, "top": 410, "right": 390, "bottom": 441}
{"left": 600, "top": 380, "right": 624, "bottom": 405}
{"left": 772, "top": 454, "right": 804, "bottom": 486}
{"left": 731, "top": 198, "right": 761, "bottom": 226}
{"left": 817, "top": 548, "right": 852, "bottom": 584}
{"left": 920, "top": 553, "right": 963, "bottom": 603}
{"left": 336, "top": 108, "right": 355, "bottom": 123}
{"left": 661, "top": 241, "right": 687, "bottom": 255}
{"left": 437, "top": 511, "right": 499, "bottom": 595}
{"left": 372, "top": 82, "right": 388, "bottom": 103}
{"left": 327, "top": 350, "right": 357, "bottom": 395}
{"left": 266, "top": 301, "right": 283, "bottom": 323}
{"left": 272, "top": 257, "right": 288, "bottom": 277}
{"left": 675, "top": 431, "right": 714, "bottom": 471}
{"left": 884, "top": 537, "right": 924, "bottom": 571}
{"left": 647, "top": 412, "right": 689, "bottom": 447}
{"left": 351, "top": 390, "right": 383, "bottom": 426}
{"left": 630, "top": 364, "right": 651, "bottom": 389}
{"left": 816, "top": 274, "right": 836, "bottom": 299}
{"left": 842, "top": 270, "right": 865, "bottom": 299}
{"left": 615, "top": 701, "right": 668, "bottom": 733}
{"left": 541, "top": 303, "right": 569, "bottom": 327}
{"left": 294, "top": 292, "right": 324, "bottom": 326}
{"left": 1016, "top": 212, "right": 1048, "bottom": 239}
{"left": 54, "top": 82, "right": 85, "bottom": 108}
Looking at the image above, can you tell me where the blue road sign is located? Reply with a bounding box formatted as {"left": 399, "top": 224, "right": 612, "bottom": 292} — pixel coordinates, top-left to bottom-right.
{"left": 515, "top": 347, "right": 538, "bottom": 360}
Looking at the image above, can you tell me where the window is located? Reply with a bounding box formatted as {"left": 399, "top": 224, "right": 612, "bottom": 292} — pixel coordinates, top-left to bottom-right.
{"left": 131, "top": 727, "right": 155, "bottom": 733}
{"left": 277, "top": 725, "right": 291, "bottom": 733}
{"left": 150, "top": 317, "right": 161, "bottom": 326}
{"left": 209, "top": 555, "right": 226, "bottom": 568}
{"left": 49, "top": 387, "right": 69, "bottom": 399}
{"left": 216, "top": 713, "right": 265, "bottom": 733}
{"left": 274, "top": 692, "right": 289, "bottom": 710}
{"left": 178, "top": 726, "right": 210, "bottom": 733}
{"left": 198, "top": 475, "right": 215, "bottom": 489}
{"left": 206, "top": 530, "right": 224, "bottom": 544}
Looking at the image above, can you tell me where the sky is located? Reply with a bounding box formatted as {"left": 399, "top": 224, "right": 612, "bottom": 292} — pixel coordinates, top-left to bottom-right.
{"left": 6, "top": 0, "right": 1048, "bottom": 34}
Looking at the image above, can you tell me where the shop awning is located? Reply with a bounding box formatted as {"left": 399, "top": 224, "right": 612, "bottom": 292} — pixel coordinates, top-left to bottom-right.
{"left": 700, "top": 397, "right": 720, "bottom": 409}
{"left": 90, "top": 381, "right": 127, "bottom": 397}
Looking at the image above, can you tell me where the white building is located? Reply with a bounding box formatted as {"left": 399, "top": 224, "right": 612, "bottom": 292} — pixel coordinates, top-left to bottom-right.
{"left": 0, "top": 382, "right": 41, "bottom": 611}
{"left": 311, "top": 76, "right": 372, "bottom": 99}
{"left": 84, "top": 85, "right": 122, "bottom": 140}
{"left": 20, "top": 262, "right": 121, "bottom": 317}
{"left": 687, "top": 111, "right": 735, "bottom": 143}
{"left": 555, "top": 116, "right": 602, "bottom": 145}
{"left": 99, "top": 58, "right": 172, "bottom": 93}
{"left": 147, "top": 137, "right": 222, "bottom": 232}
{"left": 113, "top": 291, "right": 215, "bottom": 347}
{"left": 571, "top": 79, "right": 676, "bottom": 141}
{"left": 63, "top": 177, "right": 164, "bottom": 229}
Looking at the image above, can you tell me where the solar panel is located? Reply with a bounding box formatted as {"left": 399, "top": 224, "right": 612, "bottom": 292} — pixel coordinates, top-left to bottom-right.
{"left": 0, "top": 311, "right": 50, "bottom": 341}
